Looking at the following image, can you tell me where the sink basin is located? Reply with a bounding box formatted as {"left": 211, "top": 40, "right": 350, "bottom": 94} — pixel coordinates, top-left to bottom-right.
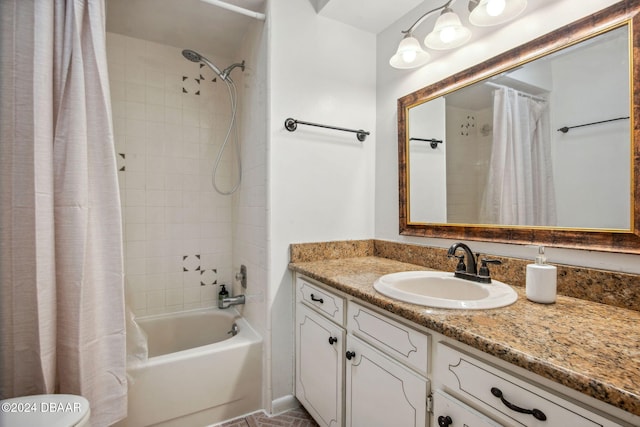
{"left": 373, "top": 271, "right": 518, "bottom": 309}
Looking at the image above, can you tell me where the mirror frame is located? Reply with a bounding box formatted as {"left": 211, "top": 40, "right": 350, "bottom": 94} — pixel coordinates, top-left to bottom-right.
{"left": 398, "top": 0, "right": 640, "bottom": 254}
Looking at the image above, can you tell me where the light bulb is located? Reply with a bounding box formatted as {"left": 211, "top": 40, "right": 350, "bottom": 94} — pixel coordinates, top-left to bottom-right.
{"left": 401, "top": 50, "right": 417, "bottom": 63}
{"left": 486, "top": 0, "right": 506, "bottom": 16}
{"left": 439, "top": 26, "right": 456, "bottom": 43}
{"left": 390, "top": 35, "right": 430, "bottom": 69}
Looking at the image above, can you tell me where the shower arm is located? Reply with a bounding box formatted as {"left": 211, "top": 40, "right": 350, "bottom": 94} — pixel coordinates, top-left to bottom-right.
{"left": 221, "top": 61, "right": 245, "bottom": 81}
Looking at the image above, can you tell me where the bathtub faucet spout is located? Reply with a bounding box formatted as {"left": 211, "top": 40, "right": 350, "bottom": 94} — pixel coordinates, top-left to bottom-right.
{"left": 219, "top": 294, "right": 245, "bottom": 309}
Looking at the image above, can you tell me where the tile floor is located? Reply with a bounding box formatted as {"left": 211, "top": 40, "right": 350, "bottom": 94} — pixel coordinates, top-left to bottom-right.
{"left": 217, "top": 407, "right": 318, "bottom": 427}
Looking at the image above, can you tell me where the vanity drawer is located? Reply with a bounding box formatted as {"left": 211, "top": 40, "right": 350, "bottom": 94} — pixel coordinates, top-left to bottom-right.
{"left": 437, "top": 344, "right": 622, "bottom": 427}
{"left": 433, "top": 390, "right": 504, "bottom": 427}
{"left": 347, "top": 302, "right": 429, "bottom": 376}
{"left": 296, "top": 276, "right": 345, "bottom": 325}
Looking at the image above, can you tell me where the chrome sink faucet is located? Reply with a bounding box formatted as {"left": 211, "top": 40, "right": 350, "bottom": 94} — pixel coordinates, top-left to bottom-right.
{"left": 447, "top": 242, "right": 502, "bottom": 284}
{"left": 219, "top": 294, "right": 246, "bottom": 309}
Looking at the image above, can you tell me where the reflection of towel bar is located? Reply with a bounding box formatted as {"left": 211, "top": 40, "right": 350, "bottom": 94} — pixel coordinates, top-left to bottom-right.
{"left": 410, "top": 137, "right": 443, "bottom": 149}
{"left": 557, "top": 116, "right": 629, "bottom": 133}
{"left": 284, "top": 117, "right": 369, "bottom": 141}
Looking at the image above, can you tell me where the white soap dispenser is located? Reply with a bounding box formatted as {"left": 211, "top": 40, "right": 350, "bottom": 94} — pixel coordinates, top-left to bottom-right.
{"left": 526, "top": 246, "right": 557, "bottom": 304}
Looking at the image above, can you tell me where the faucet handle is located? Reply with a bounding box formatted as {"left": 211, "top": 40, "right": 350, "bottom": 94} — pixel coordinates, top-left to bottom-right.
{"left": 479, "top": 258, "right": 502, "bottom": 277}
{"left": 451, "top": 254, "right": 466, "bottom": 272}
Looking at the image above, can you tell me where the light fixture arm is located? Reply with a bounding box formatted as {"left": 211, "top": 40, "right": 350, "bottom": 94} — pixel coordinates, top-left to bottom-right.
{"left": 401, "top": 0, "right": 456, "bottom": 35}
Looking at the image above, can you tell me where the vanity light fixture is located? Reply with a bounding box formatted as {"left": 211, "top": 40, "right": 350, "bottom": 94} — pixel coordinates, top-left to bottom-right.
{"left": 424, "top": 6, "right": 472, "bottom": 50}
{"left": 390, "top": 0, "right": 528, "bottom": 69}
{"left": 389, "top": 33, "right": 431, "bottom": 69}
{"left": 468, "top": 0, "right": 527, "bottom": 26}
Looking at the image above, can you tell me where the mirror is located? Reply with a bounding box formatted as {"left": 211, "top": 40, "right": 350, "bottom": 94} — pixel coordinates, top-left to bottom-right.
{"left": 398, "top": 1, "right": 640, "bottom": 253}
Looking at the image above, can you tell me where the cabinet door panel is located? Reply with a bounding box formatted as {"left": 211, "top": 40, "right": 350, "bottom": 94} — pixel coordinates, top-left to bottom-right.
{"left": 346, "top": 336, "right": 428, "bottom": 427}
{"left": 348, "top": 302, "right": 429, "bottom": 376}
{"left": 296, "top": 304, "right": 344, "bottom": 427}
{"left": 297, "top": 277, "right": 345, "bottom": 324}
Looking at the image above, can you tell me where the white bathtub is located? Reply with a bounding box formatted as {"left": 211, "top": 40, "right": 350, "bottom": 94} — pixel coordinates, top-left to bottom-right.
{"left": 115, "top": 308, "right": 262, "bottom": 427}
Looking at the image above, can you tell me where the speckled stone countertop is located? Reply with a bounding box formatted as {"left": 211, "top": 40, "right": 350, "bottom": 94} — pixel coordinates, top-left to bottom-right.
{"left": 289, "top": 255, "right": 640, "bottom": 418}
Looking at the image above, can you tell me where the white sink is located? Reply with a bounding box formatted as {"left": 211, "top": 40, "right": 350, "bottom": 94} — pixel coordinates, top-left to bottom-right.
{"left": 373, "top": 271, "right": 518, "bottom": 310}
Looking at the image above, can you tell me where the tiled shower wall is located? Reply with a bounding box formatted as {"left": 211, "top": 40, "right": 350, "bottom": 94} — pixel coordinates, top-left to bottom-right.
{"left": 107, "top": 32, "right": 235, "bottom": 315}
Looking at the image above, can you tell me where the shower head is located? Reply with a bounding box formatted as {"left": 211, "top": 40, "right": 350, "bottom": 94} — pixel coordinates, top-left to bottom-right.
{"left": 181, "top": 49, "right": 226, "bottom": 81}
{"left": 182, "top": 49, "right": 203, "bottom": 63}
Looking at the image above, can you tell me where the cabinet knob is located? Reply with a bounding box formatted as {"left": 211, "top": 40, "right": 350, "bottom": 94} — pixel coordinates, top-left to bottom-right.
{"left": 345, "top": 351, "right": 356, "bottom": 360}
{"left": 328, "top": 336, "right": 337, "bottom": 345}
{"left": 310, "top": 293, "right": 324, "bottom": 304}
{"left": 490, "top": 387, "right": 547, "bottom": 421}
{"left": 437, "top": 415, "right": 452, "bottom": 427}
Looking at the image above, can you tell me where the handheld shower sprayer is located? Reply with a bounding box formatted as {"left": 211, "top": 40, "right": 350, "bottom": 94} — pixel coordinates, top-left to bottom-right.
{"left": 180, "top": 49, "right": 246, "bottom": 195}
{"left": 181, "top": 49, "right": 244, "bottom": 83}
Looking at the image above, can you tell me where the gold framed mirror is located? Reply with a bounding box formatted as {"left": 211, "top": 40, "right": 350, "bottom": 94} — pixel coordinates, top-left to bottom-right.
{"left": 398, "top": 0, "right": 640, "bottom": 254}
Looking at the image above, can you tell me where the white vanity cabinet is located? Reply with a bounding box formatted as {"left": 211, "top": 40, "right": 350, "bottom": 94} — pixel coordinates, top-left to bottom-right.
{"left": 295, "top": 277, "right": 345, "bottom": 427}
{"left": 294, "top": 273, "right": 628, "bottom": 427}
{"left": 345, "top": 302, "right": 430, "bottom": 427}
{"left": 295, "top": 275, "right": 430, "bottom": 427}
{"left": 434, "top": 343, "right": 624, "bottom": 427}
{"left": 345, "top": 335, "right": 428, "bottom": 427}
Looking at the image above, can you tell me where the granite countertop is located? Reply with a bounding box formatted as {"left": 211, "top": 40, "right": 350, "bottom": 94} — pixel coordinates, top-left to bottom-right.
{"left": 289, "top": 256, "right": 640, "bottom": 418}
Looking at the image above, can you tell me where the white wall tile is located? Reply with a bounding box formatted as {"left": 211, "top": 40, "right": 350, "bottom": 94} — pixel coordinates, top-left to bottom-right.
{"left": 110, "top": 33, "right": 236, "bottom": 315}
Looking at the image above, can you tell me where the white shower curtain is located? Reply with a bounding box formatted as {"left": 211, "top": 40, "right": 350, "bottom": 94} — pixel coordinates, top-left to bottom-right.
{"left": 0, "top": 0, "right": 127, "bottom": 425}
{"left": 480, "top": 87, "right": 557, "bottom": 226}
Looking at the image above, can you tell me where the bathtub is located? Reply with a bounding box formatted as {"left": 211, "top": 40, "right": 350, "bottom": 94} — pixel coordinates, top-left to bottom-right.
{"left": 115, "top": 307, "right": 262, "bottom": 427}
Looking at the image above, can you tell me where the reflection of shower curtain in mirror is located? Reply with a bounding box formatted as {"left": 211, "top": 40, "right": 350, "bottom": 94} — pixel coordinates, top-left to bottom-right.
{"left": 481, "top": 87, "right": 556, "bottom": 226}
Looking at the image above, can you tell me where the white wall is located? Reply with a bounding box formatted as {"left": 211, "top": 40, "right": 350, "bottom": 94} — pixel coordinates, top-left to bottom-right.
{"left": 268, "top": 0, "right": 376, "bottom": 406}
{"left": 550, "top": 29, "right": 630, "bottom": 229}
{"left": 108, "top": 33, "right": 236, "bottom": 315}
{"left": 409, "top": 98, "right": 447, "bottom": 222}
{"left": 233, "top": 17, "right": 269, "bottom": 408}
{"left": 375, "top": 0, "right": 640, "bottom": 274}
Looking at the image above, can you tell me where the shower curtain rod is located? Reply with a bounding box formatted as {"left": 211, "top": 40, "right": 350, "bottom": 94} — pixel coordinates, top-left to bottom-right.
{"left": 200, "top": 0, "right": 266, "bottom": 20}
{"left": 284, "top": 117, "right": 370, "bottom": 141}
{"left": 484, "top": 81, "right": 547, "bottom": 102}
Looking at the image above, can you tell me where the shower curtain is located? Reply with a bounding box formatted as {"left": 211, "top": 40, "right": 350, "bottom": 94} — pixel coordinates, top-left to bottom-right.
{"left": 480, "top": 87, "right": 557, "bottom": 226}
{"left": 0, "top": 0, "right": 127, "bottom": 425}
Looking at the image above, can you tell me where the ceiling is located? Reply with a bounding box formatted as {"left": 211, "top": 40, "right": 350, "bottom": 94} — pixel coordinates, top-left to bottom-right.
{"left": 106, "top": 0, "right": 266, "bottom": 59}
{"left": 106, "top": 0, "right": 431, "bottom": 59}
{"left": 106, "top": 0, "right": 557, "bottom": 62}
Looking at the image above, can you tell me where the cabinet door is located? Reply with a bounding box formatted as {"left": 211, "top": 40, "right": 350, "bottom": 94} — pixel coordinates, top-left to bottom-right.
{"left": 296, "top": 304, "right": 345, "bottom": 427}
{"left": 345, "top": 335, "right": 428, "bottom": 427}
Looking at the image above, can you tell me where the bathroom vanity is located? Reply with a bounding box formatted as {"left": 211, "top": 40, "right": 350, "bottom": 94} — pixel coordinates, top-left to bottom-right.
{"left": 290, "top": 244, "right": 640, "bottom": 427}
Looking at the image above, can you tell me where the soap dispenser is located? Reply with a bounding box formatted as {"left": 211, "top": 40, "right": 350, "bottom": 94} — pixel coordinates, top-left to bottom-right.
{"left": 218, "top": 284, "right": 229, "bottom": 304}
{"left": 526, "top": 246, "right": 557, "bottom": 304}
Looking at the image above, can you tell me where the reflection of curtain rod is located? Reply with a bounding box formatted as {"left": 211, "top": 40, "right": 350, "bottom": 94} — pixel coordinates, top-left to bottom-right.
{"left": 557, "top": 116, "right": 629, "bottom": 133}
{"left": 200, "top": 0, "right": 266, "bottom": 20}
{"left": 484, "top": 81, "right": 547, "bottom": 102}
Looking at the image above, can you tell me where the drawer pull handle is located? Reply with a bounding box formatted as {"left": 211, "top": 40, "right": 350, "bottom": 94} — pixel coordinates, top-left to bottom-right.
{"left": 310, "top": 294, "right": 324, "bottom": 304}
{"left": 328, "top": 336, "right": 337, "bottom": 345}
{"left": 437, "top": 415, "right": 452, "bottom": 427}
{"left": 345, "top": 351, "right": 356, "bottom": 360}
{"left": 491, "top": 387, "right": 547, "bottom": 421}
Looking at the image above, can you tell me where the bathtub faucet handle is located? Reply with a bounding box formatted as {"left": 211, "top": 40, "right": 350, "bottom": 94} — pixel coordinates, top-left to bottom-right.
{"left": 227, "top": 323, "right": 239, "bottom": 336}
